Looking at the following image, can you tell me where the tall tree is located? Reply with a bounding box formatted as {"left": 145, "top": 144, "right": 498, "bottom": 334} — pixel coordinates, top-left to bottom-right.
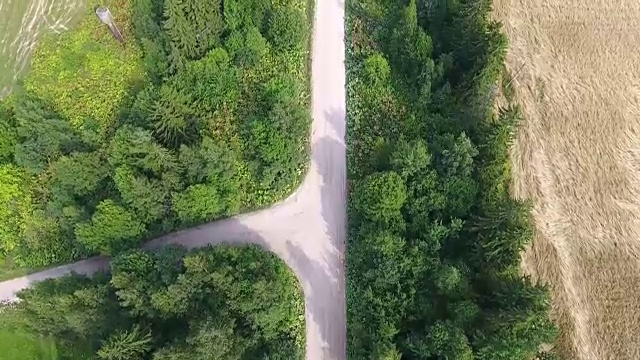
{"left": 13, "top": 95, "right": 81, "bottom": 174}
{"left": 114, "top": 166, "right": 167, "bottom": 224}
{"left": 150, "top": 86, "right": 196, "bottom": 148}
{"left": 97, "top": 325, "right": 153, "bottom": 360}
{"left": 108, "top": 125, "right": 180, "bottom": 179}
{"left": 172, "top": 183, "right": 222, "bottom": 224}
{"left": 266, "top": 6, "right": 308, "bottom": 51}
{"left": 17, "top": 274, "right": 124, "bottom": 350}
{"left": 48, "top": 152, "right": 109, "bottom": 198}
{"left": 75, "top": 200, "right": 146, "bottom": 255}
{"left": 352, "top": 172, "right": 407, "bottom": 223}
{"left": 223, "top": 0, "right": 270, "bottom": 30}
{"left": 163, "top": 0, "right": 224, "bottom": 70}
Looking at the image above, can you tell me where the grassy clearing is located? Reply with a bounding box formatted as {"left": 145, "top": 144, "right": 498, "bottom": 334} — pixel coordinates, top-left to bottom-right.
{"left": 23, "top": 0, "right": 143, "bottom": 131}
{"left": 494, "top": 0, "right": 640, "bottom": 358}
{"left": 0, "top": 0, "right": 86, "bottom": 96}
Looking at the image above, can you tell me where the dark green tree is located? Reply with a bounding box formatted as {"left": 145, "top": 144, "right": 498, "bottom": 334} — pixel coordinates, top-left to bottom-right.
{"left": 114, "top": 166, "right": 167, "bottom": 224}
{"left": 16, "top": 274, "right": 124, "bottom": 350}
{"left": 223, "top": 0, "right": 270, "bottom": 30}
{"left": 389, "top": 139, "right": 432, "bottom": 179}
{"left": 172, "top": 183, "right": 222, "bottom": 224}
{"left": 48, "top": 152, "right": 109, "bottom": 198}
{"left": 151, "top": 86, "right": 196, "bottom": 149}
{"left": 226, "top": 26, "right": 268, "bottom": 67}
{"left": 163, "top": 0, "right": 224, "bottom": 70}
{"left": 108, "top": 125, "right": 180, "bottom": 178}
{"left": 13, "top": 95, "right": 81, "bottom": 174}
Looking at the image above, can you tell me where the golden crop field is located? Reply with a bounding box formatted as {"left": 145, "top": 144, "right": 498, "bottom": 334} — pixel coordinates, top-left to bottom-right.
{"left": 494, "top": 0, "right": 640, "bottom": 358}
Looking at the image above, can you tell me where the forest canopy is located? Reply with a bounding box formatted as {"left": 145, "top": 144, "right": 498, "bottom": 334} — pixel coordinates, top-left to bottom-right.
{"left": 346, "top": 0, "right": 557, "bottom": 359}
{"left": 0, "top": 245, "right": 305, "bottom": 360}
{"left": 0, "top": 0, "right": 311, "bottom": 273}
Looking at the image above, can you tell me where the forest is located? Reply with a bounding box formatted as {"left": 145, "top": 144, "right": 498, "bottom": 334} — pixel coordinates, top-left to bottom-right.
{"left": 0, "top": 244, "right": 305, "bottom": 359}
{"left": 0, "top": 0, "right": 310, "bottom": 274}
{"left": 346, "top": 0, "right": 557, "bottom": 359}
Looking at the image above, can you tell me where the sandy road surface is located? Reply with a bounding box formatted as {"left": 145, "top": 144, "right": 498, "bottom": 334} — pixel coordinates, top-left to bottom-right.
{"left": 0, "top": 0, "right": 347, "bottom": 358}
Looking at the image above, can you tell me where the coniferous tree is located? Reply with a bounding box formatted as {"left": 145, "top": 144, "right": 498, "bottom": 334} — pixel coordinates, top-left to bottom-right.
{"left": 163, "top": 0, "right": 224, "bottom": 70}
{"left": 97, "top": 325, "right": 153, "bottom": 360}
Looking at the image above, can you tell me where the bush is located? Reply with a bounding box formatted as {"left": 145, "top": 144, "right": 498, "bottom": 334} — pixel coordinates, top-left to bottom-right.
{"left": 0, "top": 103, "right": 16, "bottom": 163}
{"left": 0, "top": 165, "right": 33, "bottom": 255}
{"left": 13, "top": 210, "right": 79, "bottom": 268}
{"left": 362, "top": 53, "right": 391, "bottom": 87}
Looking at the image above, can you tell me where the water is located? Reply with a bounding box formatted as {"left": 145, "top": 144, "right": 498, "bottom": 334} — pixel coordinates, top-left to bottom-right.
{"left": 0, "top": 0, "right": 86, "bottom": 96}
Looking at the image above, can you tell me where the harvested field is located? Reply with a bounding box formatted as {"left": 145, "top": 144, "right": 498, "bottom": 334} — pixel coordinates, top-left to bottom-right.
{"left": 493, "top": 0, "right": 640, "bottom": 359}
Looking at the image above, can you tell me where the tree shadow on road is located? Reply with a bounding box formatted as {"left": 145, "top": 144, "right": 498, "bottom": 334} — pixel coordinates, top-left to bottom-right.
{"left": 287, "top": 107, "right": 347, "bottom": 359}
{"left": 13, "top": 106, "right": 348, "bottom": 359}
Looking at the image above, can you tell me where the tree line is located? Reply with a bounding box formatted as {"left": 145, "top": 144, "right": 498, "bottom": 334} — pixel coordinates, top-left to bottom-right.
{"left": 346, "top": 0, "right": 557, "bottom": 359}
{"left": 0, "top": 0, "right": 310, "bottom": 270}
{"left": 0, "top": 245, "right": 305, "bottom": 359}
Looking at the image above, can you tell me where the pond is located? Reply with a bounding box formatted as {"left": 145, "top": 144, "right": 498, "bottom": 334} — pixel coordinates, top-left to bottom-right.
{"left": 0, "top": 0, "right": 85, "bottom": 96}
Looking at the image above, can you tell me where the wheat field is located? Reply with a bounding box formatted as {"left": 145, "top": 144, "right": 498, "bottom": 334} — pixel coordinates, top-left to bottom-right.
{"left": 493, "top": 0, "right": 640, "bottom": 359}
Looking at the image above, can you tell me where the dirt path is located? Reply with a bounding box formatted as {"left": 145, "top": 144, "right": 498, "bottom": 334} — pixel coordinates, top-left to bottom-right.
{"left": 494, "top": 0, "right": 640, "bottom": 358}
{"left": 0, "top": 0, "right": 347, "bottom": 358}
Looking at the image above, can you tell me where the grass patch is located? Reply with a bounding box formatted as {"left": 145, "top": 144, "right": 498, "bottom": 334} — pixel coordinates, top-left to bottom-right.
{"left": 23, "top": 0, "right": 143, "bottom": 131}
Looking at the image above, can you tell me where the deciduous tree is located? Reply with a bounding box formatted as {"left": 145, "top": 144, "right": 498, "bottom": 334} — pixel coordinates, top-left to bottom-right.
{"left": 172, "top": 184, "right": 222, "bottom": 224}
{"left": 114, "top": 166, "right": 167, "bottom": 224}
{"left": 49, "top": 152, "right": 109, "bottom": 198}
{"left": 75, "top": 200, "right": 145, "bottom": 255}
{"left": 353, "top": 172, "right": 407, "bottom": 222}
{"left": 266, "top": 6, "right": 308, "bottom": 51}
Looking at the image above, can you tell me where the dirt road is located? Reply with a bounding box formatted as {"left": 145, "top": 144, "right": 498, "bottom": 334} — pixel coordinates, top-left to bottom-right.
{"left": 0, "top": 0, "right": 347, "bottom": 358}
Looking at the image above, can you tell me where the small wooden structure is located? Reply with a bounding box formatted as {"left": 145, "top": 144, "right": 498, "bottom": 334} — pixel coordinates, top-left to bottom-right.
{"left": 95, "top": 7, "right": 124, "bottom": 44}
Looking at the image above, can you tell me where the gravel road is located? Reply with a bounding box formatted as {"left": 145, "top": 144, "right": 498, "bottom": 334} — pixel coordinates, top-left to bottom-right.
{"left": 0, "top": 0, "right": 347, "bottom": 359}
